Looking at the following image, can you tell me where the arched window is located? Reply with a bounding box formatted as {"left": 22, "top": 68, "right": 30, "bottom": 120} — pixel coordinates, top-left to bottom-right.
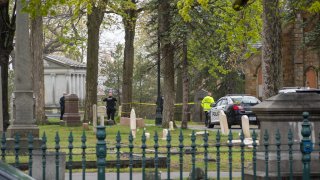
{"left": 305, "top": 67, "right": 318, "bottom": 88}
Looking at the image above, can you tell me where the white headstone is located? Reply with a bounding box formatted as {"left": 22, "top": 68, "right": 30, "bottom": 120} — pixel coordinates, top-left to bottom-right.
{"left": 130, "top": 108, "right": 137, "bottom": 138}
{"left": 219, "top": 110, "right": 229, "bottom": 135}
{"left": 97, "top": 106, "right": 105, "bottom": 126}
{"left": 145, "top": 132, "right": 150, "bottom": 139}
{"left": 169, "top": 121, "right": 174, "bottom": 131}
{"left": 118, "top": 105, "right": 122, "bottom": 117}
{"left": 162, "top": 129, "right": 168, "bottom": 140}
{"left": 241, "top": 115, "right": 251, "bottom": 138}
{"left": 93, "top": 104, "right": 97, "bottom": 133}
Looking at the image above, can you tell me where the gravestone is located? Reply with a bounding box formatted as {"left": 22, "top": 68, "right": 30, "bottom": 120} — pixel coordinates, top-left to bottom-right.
{"left": 169, "top": 121, "right": 174, "bottom": 131}
{"left": 63, "top": 94, "right": 81, "bottom": 126}
{"left": 241, "top": 115, "right": 251, "bottom": 138}
{"left": 97, "top": 106, "right": 106, "bottom": 126}
{"left": 245, "top": 91, "right": 320, "bottom": 179}
{"left": 218, "top": 110, "right": 229, "bottom": 135}
{"left": 130, "top": 108, "right": 137, "bottom": 138}
{"left": 162, "top": 129, "right": 168, "bottom": 140}
{"left": 7, "top": 0, "right": 39, "bottom": 138}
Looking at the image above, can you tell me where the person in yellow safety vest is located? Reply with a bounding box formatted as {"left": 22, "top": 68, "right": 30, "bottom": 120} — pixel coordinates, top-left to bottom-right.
{"left": 201, "top": 92, "right": 215, "bottom": 127}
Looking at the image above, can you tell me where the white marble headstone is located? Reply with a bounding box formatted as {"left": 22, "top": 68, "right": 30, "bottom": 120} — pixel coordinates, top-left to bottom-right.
{"left": 219, "top": 110, "right": 229, "bottom": 135}
{"left": 162, "top": 129, "right": 168, "bottom": 140}
{"left": 130, "top": 108, "right": 137, "bottom": 138}
{"left": 169, "top": 121, "right": 174, "bottom": 131}
{"left": 241, "top": 115, "right": 251, "bottom": 138}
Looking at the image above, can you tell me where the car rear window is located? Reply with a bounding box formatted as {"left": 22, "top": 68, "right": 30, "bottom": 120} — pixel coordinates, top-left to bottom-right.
{"left": 231, "top": 96, "right": 260, "bottom": 104}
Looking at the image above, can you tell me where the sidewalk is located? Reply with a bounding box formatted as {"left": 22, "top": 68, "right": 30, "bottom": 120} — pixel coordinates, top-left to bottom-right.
{"left": 65, "top": 172, "right": 241, "bottom": 180}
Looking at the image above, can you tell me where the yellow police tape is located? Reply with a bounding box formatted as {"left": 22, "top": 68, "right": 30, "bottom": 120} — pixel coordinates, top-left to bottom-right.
{"left": 121, "top": 102, "right": 196, "bottom": 106}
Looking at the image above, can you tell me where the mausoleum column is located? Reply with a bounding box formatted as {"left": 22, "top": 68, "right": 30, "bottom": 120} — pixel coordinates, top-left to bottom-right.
{"left": 51, "top": 73, "right": 56, "bottom": 105}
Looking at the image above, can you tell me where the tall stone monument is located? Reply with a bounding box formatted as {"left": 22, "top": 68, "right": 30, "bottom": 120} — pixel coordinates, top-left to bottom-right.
{"left": 245, "top": 91, "right": 320, "bottom": 179}
{"left": 7, "top": 0, "right": 39, "bottom": 138}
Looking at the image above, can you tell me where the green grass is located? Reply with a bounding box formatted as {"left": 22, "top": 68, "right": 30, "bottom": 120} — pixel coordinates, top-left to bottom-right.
{"left": 3, "top": 119, "right": 256, "bottom": 173}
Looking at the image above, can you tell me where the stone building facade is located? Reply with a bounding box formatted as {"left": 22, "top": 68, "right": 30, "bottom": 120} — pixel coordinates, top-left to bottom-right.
{"left": 44, "top": 55, "right": 86, "bottom": 109}
{"left": 245, "top": 13, "right": 320, "bottom": 99}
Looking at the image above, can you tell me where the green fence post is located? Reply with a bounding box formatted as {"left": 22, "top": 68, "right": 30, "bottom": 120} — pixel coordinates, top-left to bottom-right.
{"left": 191, "top": 131, "right": 196, "bottom": 180}
{"left": 216, "top": 130, "right": 221, "bottom": 180}
{"left": 68, "top": 132, "right": 74, "bottom": 180}
{"left": 14, "top": 133, "right": 20, "bottom": 168}
{"left": 42, "top": 132, "right": 47, "bottom": 180}
{"left": 141, "top": 130, "right": 147, "bottom": 180}
{"left": 264, "top": 130, "right": 269, "bottom": 180}
{"left": 28, "top": 133, "right": 33, "bottom": 176}
{"left": 228, "top": 130, "right": 233, "bottom": 180}
{"left": 252, "top": 130, "right": 257, "bottom": 180}
{"left": 55, "top": 132, "right": 60, "bottom": 180}
{"left": 167, "top": 131, "right": 172, "bottom": 180}
{"left": 116, "top": 131, "right": 121, "bottom": 180}
{"left": 128, "top": 131, "right": 134, "bottom": 180}
{"left": 240, "top": 130, "right": 245, "bottom": 180}
{"left": 203, "top": 130, "right": 209, "bottom": 180}
{"left": 129, "top": 131, "right": 134, "bottom": 180}
{"left": 288, "top": 129, "right": 293, "bottom": 180}
{"left": 179, "top": 129, "right": 184, "bottom": 180}
{"left": 81, "top": 131, "right": 87, "bottom": 180}
{"left": 154, "top": 131, "right": 159, "bottom": 180}
{"left": 96, "top": 126, "right": 106, "bottom": 180}
{"left": 300, "top": 112, "right": 312, "bottom": 180}
{"left": 275, "top": 129, "right": 281, "bottom": 180}
{"left": 1, "top": 132, "right": 6, "bottom": 162}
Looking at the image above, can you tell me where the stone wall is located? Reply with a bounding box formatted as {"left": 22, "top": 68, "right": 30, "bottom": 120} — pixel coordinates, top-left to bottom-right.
{"left": 245, "top": 13, "right": 320, "bottom": 97}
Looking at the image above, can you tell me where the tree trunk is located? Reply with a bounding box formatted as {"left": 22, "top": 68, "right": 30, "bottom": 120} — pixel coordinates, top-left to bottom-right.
{"left": 159, "top": 0, "right": 175, "bottom": 128}
{"left": 262, "top": 0, "right": 282, "bottom": 99}
{"left": 121, "top": 15, "right": 136, "bottom": 117}
{"left": 0, "top": 0, "right": 15, "bottom": 130}
{"left": 175, "top": 67, "right": 182, "bottom": 121}
{"left": 0, "top": 53, "right": 9, "bottom": 130}
{"left": 181, "top": 35, "right": 189, "bottom": 129}
{"left": 31, "top": 15, "right": 46, "bottom": 124}
{"left": 84, "top": 6, "right": 104, "bottom": 123}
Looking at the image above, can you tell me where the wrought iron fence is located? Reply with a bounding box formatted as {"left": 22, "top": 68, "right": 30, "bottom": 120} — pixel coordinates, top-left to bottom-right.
{"left": 0, "top": 112, "right": 316, "bottom": 180}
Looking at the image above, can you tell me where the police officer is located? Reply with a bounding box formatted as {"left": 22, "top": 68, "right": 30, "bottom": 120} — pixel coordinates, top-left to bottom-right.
{"left": 103, "top": 91, "right": 117, "bottom": 122}
{"left": 201, "top": 92, "right": 215, "bottom": 127}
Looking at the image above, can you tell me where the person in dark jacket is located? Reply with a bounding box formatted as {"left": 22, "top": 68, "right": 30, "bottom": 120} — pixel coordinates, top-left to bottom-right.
{"left": 59, "top": 92, "right": 67, "bottom": 120}
{"left": 103, "top": 91, "right": 117, "bottom": 122}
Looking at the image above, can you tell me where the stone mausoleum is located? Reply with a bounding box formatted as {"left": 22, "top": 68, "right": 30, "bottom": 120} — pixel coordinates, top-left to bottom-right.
{"left": 245, "top": 13, "right": 320, "bottom": 99}
{"left": 44, "top": 55, "right": 86, "bottom": 110}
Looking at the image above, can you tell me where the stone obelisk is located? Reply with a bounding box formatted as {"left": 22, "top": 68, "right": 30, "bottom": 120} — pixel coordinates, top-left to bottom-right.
{"left": 7, "top": 0, "right": 39, "bottom": 138}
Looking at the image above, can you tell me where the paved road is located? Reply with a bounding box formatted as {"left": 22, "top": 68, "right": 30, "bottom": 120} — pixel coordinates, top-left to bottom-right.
{"left": 65, "top": 172, "right": 241, "bottom": 180}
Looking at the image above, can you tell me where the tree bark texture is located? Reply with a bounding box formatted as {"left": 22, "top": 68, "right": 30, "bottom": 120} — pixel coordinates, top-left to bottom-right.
{"left": 121, "top": 9, "right": 137, "bottom": 117}
{"left": 175, "top": 67, "right": 182, "bottom": 121}
{"left": 262, "top": 0, "right": 282, "bottom": 99}
{"left": 31, "top": 15, "right": 46, "bottom": 124}
{"left": 84, "top": 6, "right": 104, "bottom": 123}
{"left": 159, "top": 0, "right": 175, "bottom": 128}
{"left": 181, "top": 35, "right": 189, "bottom": 129}
{"left": 0, "top": 0, "right": 15, "bottom": 130}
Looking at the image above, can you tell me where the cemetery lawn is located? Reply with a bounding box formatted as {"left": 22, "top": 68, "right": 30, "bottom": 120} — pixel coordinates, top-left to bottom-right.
{"left": 4, "top": 121, "right": 255, "bottom": 173}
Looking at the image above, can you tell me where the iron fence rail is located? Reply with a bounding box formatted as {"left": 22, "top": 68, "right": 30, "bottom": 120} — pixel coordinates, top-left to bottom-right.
{"left": 0, "top": 112, "right": 316, "bottom": 180}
